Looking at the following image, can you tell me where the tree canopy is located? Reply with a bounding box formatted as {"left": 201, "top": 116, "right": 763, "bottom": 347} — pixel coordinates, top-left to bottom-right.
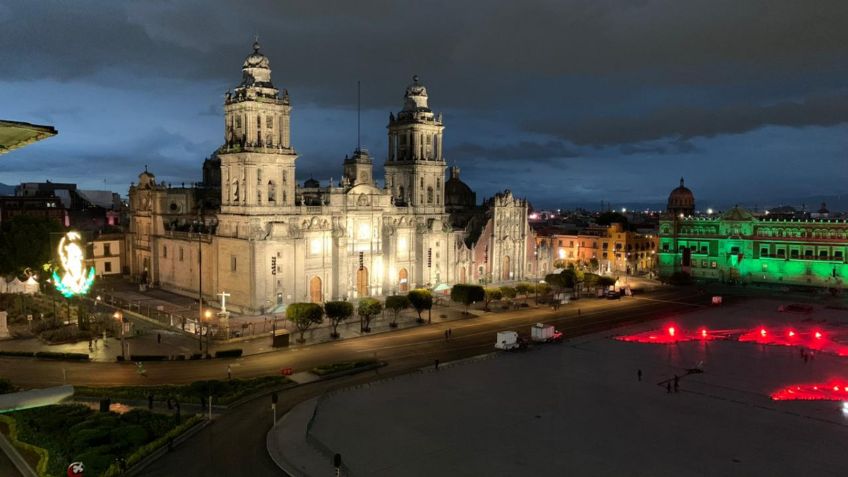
{"left": 324, "top": 301, "right": 354, "bottom": 338}
{"left": 286, "top": 302, "right": 324, "bottom": 342}
{"left": 357, "top": 297, "right": 383, "bottom": 332}
{"left": 407, "top": 289, "right": 433, "bottom": 322}
{"left": 451, "top": 284, "right": 485, "bottom": 314}
{"left": 385, "top": 295, "right": 410, "bottom": 326}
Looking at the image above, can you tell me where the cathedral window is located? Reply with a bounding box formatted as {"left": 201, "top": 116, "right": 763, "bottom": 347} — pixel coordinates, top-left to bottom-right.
{"left": 266, "top": 134, "right": 272, "bottom": 146}
{"left": 283, "top": 172, "right": 287, "bottom": 183}
{"left": 266, "top": 116, "right": 273, "bottom": 128}
{"left": 436, "top": 178, "right": 441, "bottom": 190}
{"left": 257, "top": 115, "right": 261, "bottom": 128}
{"left": 268, "top": 181, "right": 276, "bottom": 202}
{"left": 282, "top": 191, "right": 287, "bottom": 205}
{"left": 427, "top": 187, "right": 434, "bottom": 204}
{"left": 235, "top": 117, "right": 241, "bottom": 129}
{"left": 163, "top": 246, "right": 167, "bottom": 258}
{"left": 420, "top": 177, "right": 424, "bottom": 188}
{"left": 179, "top": 248, "right": 184, "bottom": 262}
{"left": 231, "top": 255, "right": 238, "bottom": 272}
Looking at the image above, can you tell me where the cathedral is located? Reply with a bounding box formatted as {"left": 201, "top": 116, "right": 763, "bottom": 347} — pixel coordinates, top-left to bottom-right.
{"left": 125, "top": 41, "right": 535, "bottom": 314}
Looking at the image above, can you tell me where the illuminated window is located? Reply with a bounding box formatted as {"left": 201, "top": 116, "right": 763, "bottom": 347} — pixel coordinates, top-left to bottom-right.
{"left": 358, "top": 222, "right": 371, "bottom": 240}
{"left": 310, "top": 238, "right": 322, "bottom": 255}
{"left": 711, "top": 261, "right": 717, "bottom": 268}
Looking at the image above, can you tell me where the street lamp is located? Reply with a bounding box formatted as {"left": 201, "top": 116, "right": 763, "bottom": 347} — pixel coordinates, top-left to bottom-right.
{"left": 204, "top": 309, "right": 212, "bottom": 358}
{"left": 113, "top": 311, "right": 126, "bottom": 360}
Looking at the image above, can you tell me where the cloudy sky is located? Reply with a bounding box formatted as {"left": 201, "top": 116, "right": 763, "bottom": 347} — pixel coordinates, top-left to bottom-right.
{"left": 2, "top": 0, "right": 847, "bottom": 208}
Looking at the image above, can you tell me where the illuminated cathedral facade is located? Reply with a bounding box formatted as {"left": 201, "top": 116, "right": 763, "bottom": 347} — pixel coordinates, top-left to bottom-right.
{"left": 125, "top": 41, "right": 535, "bottom": 313}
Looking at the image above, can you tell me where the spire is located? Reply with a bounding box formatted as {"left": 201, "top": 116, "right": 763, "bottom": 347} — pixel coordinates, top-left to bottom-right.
{"left": 253, "top": 35, "right": 260, "bottom": 53}
{"left": 679, "top": 177, "right": 684, "bottom": 188}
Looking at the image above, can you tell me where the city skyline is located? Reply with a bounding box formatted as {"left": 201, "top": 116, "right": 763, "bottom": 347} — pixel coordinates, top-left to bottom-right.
{"left": 2, "top": 0, "right": 848, "bottom": 208}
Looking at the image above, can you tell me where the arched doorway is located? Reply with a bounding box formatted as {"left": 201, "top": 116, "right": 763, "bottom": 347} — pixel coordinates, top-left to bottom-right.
{"left": 309, "top": 276, "right": 322, "bottom": 303}
{"left": 398, "top": 268, "right": 409, "bottom": 292}
{"left": 459, "top": 266, "right": 467, "bottom": 283}
{"left": 357, "top": 267, "right": 369, "bottom": 297}
{"left": 501, "top": 255, "right": 511, "bottom": 281}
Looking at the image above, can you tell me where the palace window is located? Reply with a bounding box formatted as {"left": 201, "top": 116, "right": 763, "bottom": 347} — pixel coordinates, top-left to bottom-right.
{"left": 730, "top": 246, "right": 740, "bottom": 254}
{"left": 820, "top": 250, "right": 829, "bottom": 259}
{"left": 776, "top": 249, "right": 786, "bottom": 257}
{"left": 804, "top": 250, "right": 813, "bottom": 258}
{"left": 761, "top": 248, "right": 768, "bottom": 257}
{"left": 711, "top": 261, "right": 717, "bottom": 268}
{"left": 835, "top": 251, "right": 843, "bottom": 259}
{"left": 791, "top": 249, "right": 799, "bottom": 258}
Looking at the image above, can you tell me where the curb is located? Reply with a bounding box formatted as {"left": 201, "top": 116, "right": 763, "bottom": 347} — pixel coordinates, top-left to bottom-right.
{"left": 0, "top": 429, "right": 36, "bottom": 477}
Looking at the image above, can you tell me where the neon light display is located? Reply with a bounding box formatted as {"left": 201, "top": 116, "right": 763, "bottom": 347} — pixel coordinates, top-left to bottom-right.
{"left": 617, "top": 324, "right": 848, "bottom": 355}
{"left": 52, "top": 231, "right": 95, "bottom": 298}
{"left": 771, "top": 382, "right": 848, "bottom": 401}
{"left": 615, "top": 325, "right": 726, "bottom": 344}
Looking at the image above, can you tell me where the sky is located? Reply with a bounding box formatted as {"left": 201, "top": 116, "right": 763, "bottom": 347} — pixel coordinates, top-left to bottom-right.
{"left": 1, "top": 0, "right": 847, "bottom": 209}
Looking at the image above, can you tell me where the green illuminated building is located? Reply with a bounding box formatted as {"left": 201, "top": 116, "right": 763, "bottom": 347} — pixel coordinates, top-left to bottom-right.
{"left": 658, "top": 204, "right": 848, "bottom": 288}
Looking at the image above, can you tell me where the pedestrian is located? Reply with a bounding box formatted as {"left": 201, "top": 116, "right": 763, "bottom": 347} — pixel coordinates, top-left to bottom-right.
{"left": 448, "top": 328, "right": 452, "bottom": 338}
{"left": 577, "top": 308, "right": 581, "bottom": 317}
{"left": 227, "top": 364, "right": 232, "bottom": 380}
{"left": 666, "top": 382, "right": 671, "bottom": 393}
{"left": 445, "top": 330, "right": 449, "bottom": 341}
{"left": 637, "top": 369, "right": 642, "bottom": 382}
{"left": 157, "top": 333, "right": 161, "bottom": 344}
{"left": 435, "top": 359, "right": 440, "bottom": 370}
{"left": 673, "top": 375, "right": 679, "bottom": 393}
{"left": 148, "top": 393, "right": 154, "bottom": 410}
{"left": 88, "top": 339, "right": 93, "bottom": 351}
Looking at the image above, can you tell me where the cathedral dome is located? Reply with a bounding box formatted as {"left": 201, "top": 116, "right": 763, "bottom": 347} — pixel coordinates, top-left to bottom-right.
{"left": 243, "top": 40, "right": 270, "bottom": 69}
{"left": 403, "top": 75, "right": 430, "bottom": 112}
{"left": 667, "top": 177, "right": 695, "bottom": 216}
{"left": 445, "top": 166, "right": 476, "bottom": 209}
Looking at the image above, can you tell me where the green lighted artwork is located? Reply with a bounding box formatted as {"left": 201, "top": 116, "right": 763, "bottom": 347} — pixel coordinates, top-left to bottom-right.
{"left": 52, "top": 231, "right": 96, "bottom": 298}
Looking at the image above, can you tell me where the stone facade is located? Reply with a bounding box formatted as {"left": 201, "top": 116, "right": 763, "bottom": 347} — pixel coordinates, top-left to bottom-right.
{"left": 125, "top": 42, "right": 536, "bottom": 313}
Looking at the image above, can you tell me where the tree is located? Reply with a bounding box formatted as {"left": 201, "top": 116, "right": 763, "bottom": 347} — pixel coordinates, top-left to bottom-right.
{"left": 451, "top": 284, "right": 485, "bottom": 315}
{"left": 385, "top": 295, "right": 410, "bottom": 328}
{"left": 535, "top": 282, "right": 551, "bottom": 296}
{"left": 357, "top": 298, "right": 383, "bottom": 332}
{"left": 545, "top": 273, "right": 567, "bottom": 291}
{"left": 286, "top": 303, "right": 323, "bottom": 343}
{"left": 324, "top": 301, "right": 353, "bottom": 338}
{"left": 514, "top": 283, "right": 532, "bottom": 303}
{"left": 0, "top": 215, "right": 63, "bottom": 275}
{"left": 589, "top": 257, "right": 599, "bottom": 272}
{"left": 499, "top": 286, "right": 516, "bottom": 301}
{"left": 483, "top": 287, "right": 502, "bottom": 311}
{"left": 407, "top": 289, "right": 433, "bottom": 323}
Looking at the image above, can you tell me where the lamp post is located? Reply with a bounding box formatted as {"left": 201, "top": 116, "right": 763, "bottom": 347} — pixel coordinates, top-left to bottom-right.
{"left": 204, "top": 309, "right": 212, "bottom": 358}
{"left": 113, "top": 311, "right": 125, "bottom": 360}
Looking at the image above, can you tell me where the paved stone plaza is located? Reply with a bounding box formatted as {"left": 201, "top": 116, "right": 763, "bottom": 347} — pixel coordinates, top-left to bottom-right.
{"left": 277, "top": 299, "right": 848, "bottom": 476}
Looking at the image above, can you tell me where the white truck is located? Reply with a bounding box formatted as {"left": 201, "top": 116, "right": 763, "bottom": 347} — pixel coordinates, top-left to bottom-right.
{"left": 495, "top": 331, "right": 520, "bottom": 350}
{"left": 530, "top": 323, "right": 563, "bottom": 343}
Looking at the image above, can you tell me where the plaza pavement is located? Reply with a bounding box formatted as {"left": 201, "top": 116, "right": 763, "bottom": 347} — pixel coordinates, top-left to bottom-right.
{"left": 269, "top": 298, "right": 848, "bottom": 476}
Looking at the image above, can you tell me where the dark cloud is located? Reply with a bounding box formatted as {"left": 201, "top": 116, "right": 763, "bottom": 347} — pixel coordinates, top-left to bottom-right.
{"left": 619, "top": 139, "right": 697, "bottom": 155}
{"left": 449, "top": 141, "right": 579, "bottom": 162}
{"left": 529, "top": 93, "right": 848, "bottom": 146}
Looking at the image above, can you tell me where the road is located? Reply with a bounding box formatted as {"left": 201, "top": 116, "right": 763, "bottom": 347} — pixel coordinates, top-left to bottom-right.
{"left": 0, "top": 287, "right": 705, "bottom": 388}
{"left": 136, "top": 287, "right": 706, "bottom": 477}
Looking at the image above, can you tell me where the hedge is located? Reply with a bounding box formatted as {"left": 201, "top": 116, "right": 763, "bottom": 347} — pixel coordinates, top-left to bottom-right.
{"left": 129, "top": 355, "right": 168, "bottom": 361}
{"left": 0, "top": 415, "right": 49, "bottom": 476}
{"left": 312, "top": 360, "right": 380, "bottom": 377}
{"left": 0, "top": 350, "right": 36, "bottom": 358}
{"left": 33, "top": 351, "right": 89, "bottom": 361}
{"left": 101, "top": 415, "right": 204, "bottom": 477}
{"left": 214, "top": 348, "right": 243, "bottom": 358}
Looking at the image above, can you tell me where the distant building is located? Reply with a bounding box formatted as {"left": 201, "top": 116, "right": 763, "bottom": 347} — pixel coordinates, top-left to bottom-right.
{"left": 88, "top": 233, "right": 126, "bottom": 277}
{"left": 13, "top": 181, "right": 124, "bottom": 231}
{"left": 0, "top": 195, "right": 67, "bottom": 226}
{"left": 658, "top": 183, "right": 847, "bottom": 287}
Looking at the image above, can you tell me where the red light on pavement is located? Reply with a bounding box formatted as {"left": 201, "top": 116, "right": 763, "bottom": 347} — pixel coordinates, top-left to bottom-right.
{"left": 700, "top": 328, "right": 708, "bottom": 338}
{"left": 668, "top": 327, "right": 676, "bottom": 337}
{"left": 788, "top": 330, "right": 795, "bottom": 337}
{"left": 772, "top": 382, "right": 848, "bottom": 401}
{"left": 815, "top": 332, "right": 823, "bottom": 339}
{"left": 760, "top": 328, "right": 767, "bottom": 338}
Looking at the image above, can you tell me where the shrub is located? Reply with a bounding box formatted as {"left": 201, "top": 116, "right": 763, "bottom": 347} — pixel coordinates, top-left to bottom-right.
{"left": 129, "top": 354, "right": 168, "bottom": 361}
{"left": 34, "top": 351, "right": 89, "bottom": 361}
{"left": 384, "top": 295, "right": 410, "bottom": 327}
{"left": 323, "top": 301, "right": 354, "bottom": 338}
{"left": 451, "top": 284, "right": 485, "bottom": 314}
{"left": 214, "top": 349, "right": 243, "bottom": 358}
{"left": 407, "top": 289, "right": 433, "bottom": 323}
{"left": 357, "top": 298, "right": 383, "bottom": 332}
{"left": 0, "top": 350, "right": 35, "bottom": 358}
{"left": 286, "top": 302, "right": 324, "bottom": 343}
{"left": 483, "top": 287, "right": 502, "bottom": 311}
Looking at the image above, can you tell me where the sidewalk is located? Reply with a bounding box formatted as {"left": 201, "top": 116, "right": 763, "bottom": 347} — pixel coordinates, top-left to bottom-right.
{"left": 267, "top": 397, "right": 338, "bottom": 477}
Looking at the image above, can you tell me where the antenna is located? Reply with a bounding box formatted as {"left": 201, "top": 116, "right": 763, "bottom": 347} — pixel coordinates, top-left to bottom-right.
{"left": 357, "top": 80, "right": 361, "bottom": 152}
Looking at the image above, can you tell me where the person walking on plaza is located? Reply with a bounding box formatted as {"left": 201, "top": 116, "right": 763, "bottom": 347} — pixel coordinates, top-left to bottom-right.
{"left": 637, "top": 369, "right": 642, "bottom": 382}
{"left": 448, "top": 328, "right": 452, "bottom": 338}
{"left": 577, "top": 308, "right": 581, "bottom": 317}
{"left": 227, "top": 364, "right": 232, "bottom": 380}
{"left": 673, "top": 375, "right": 679, "bottom": 393}
{"left": 157, "top": 333, "right": 161, "bottom": 344}
{"left": 434, "top": 359, "right": 440, "bottom": 370}
{"left": 445, "top": 330, "right": 449, "bottom": 341}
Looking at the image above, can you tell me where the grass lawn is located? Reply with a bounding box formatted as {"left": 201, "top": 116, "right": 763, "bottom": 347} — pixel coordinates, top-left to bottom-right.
{"left": 312, "top": 359, "right": 381, "bottom": 376}
{"left": 75, "top": 375, "right": 290, "bottom": 406}
{"left": 2, "top": 404, "right": 200, "bottom": 477}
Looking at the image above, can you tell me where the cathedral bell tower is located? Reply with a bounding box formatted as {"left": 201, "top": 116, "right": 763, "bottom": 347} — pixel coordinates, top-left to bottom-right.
{"left": 218, "top": 40, "right": 297, "bottom": 222}
{"left": 384, "top": 76, "right": 446, "bottom": 210}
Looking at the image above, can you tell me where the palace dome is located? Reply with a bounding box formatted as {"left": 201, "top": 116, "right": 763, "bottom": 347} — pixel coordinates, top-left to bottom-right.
{"left": 667, "top": 177, "right": 695, "bottom": 216}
